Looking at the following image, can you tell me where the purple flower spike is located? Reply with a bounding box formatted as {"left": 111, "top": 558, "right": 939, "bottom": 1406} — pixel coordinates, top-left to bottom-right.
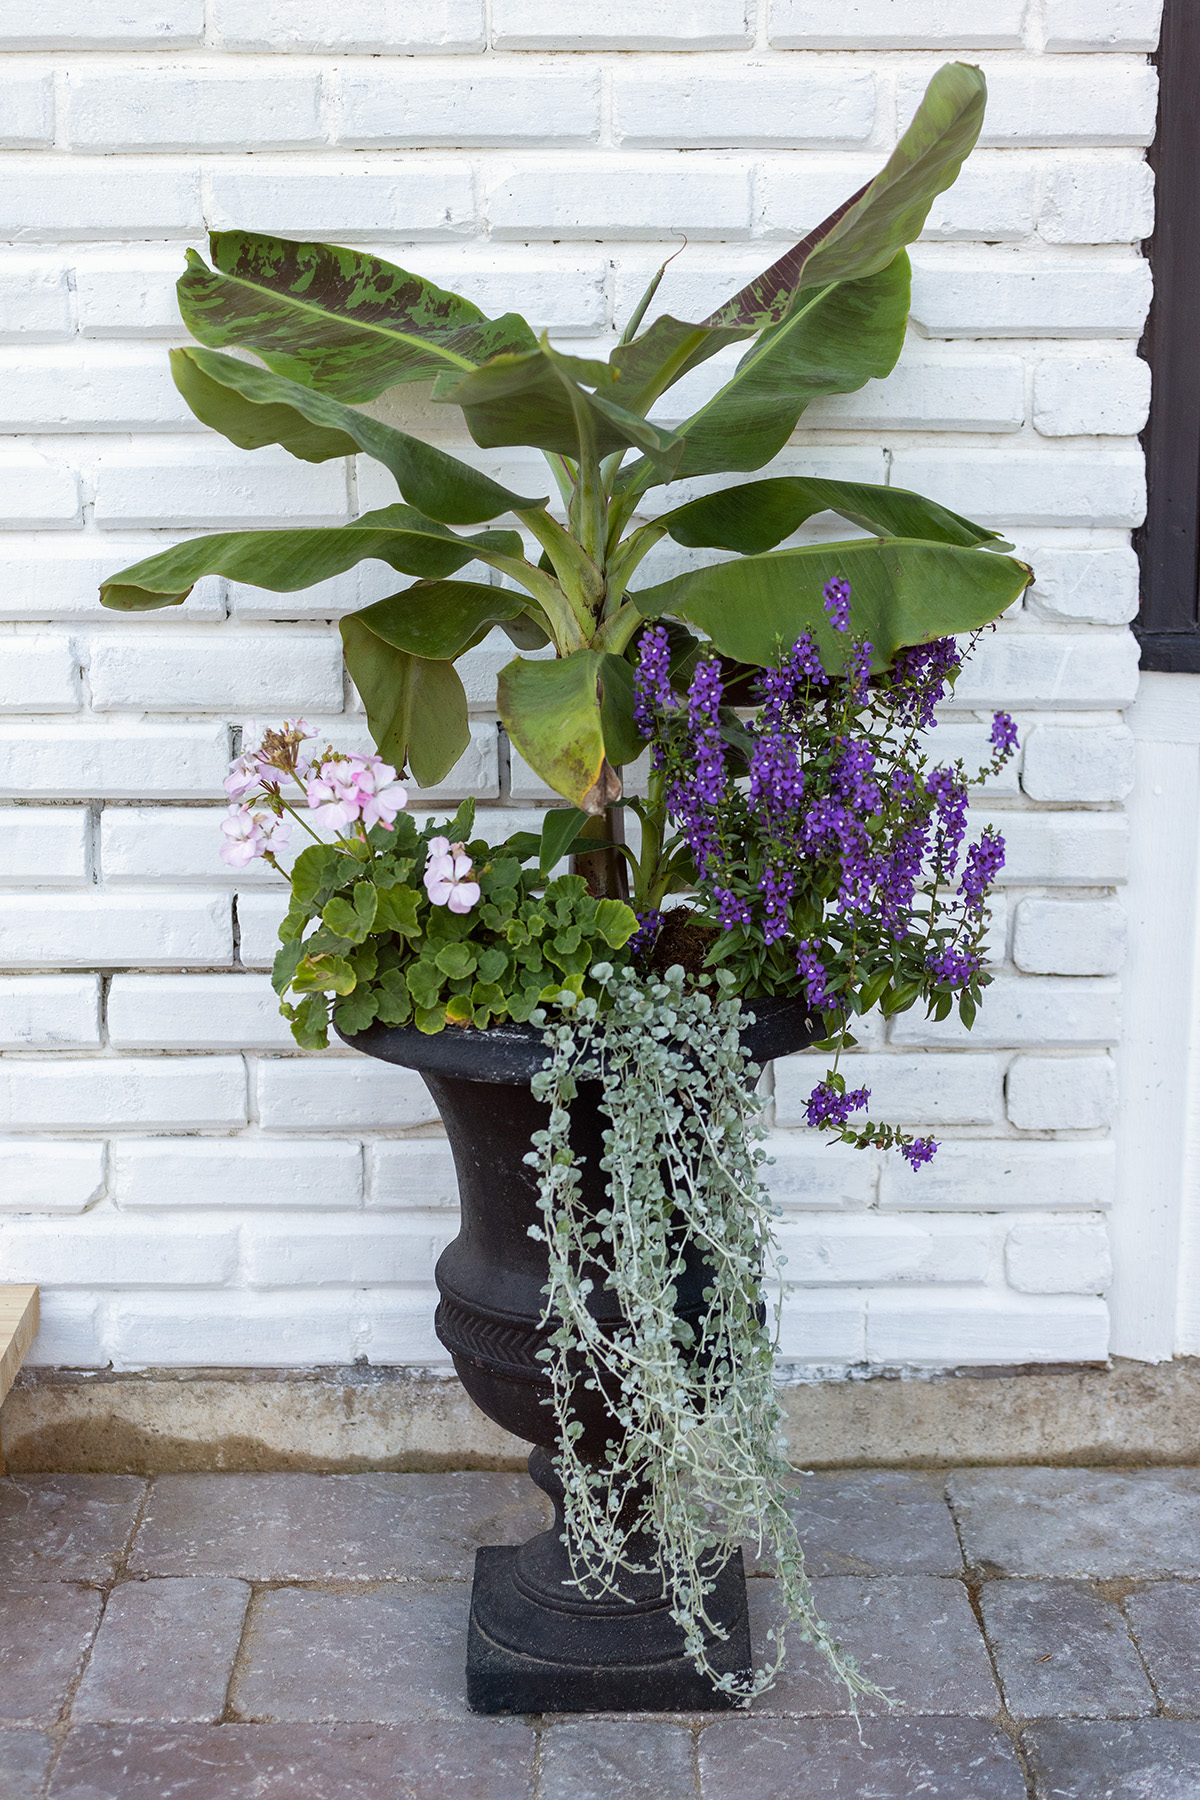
{"left": 633, "top": 624, "right": 674, "bottom": 741}
{"left": 990, "top": 710, "right": 1019, "bottom": 756}
{"left": 901, "top": 1137, "right": 938, "bottom": 1170}
{"left": 805, "top": 1081, "right": 871, "bottom": 1130}
{"left": 926, "top": 943, "right": 983, "bottom": 989}
{"left": 796, "top": 939, "right": 831, "bottom": 1010}
{"left": 823, "top": 576, "right": 852, "bottom": 633}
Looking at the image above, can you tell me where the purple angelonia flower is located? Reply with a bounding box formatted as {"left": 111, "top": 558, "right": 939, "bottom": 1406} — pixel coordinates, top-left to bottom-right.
{"left": 805, "top": 1081, "right": 871, "bottom": 1130}
{"left": 712, "top": 886, "right": 753, "bottom": 928}
{"left": 925, "top": 765, "right": 969, "bottom": 875}
{"left": 889, "top": 637, "right": 962, "bottom": 729}
{"left": 990, "top": 710, "right": 1019, "bottom": 756}
{"left": 926, "top": 943, "right": 983, "bottom": 989}
{"left": 758, "top": 863, "right": 796, "bottom": 944}
{"left": 901, "top": 1137, "right": 938, "bottom": 1171}
{"left": 628, "top": 908, "right": 663, "bottom": 960}
{"left": 959, "top": 829, "right": 1006, "bottom": 913}
{"left": 633, "top": 624, "right": 674, "bottom": 744}
{"left": 823, "top": 576, "right": 851, "bottom": 633}
{"left": 796, "top": 938, "right": 831, "bottom": 1009}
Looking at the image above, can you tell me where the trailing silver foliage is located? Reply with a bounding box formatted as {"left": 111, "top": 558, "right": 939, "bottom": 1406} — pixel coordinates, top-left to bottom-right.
{"left": 526, "top": 964, "right": 883, "bottom": 1704}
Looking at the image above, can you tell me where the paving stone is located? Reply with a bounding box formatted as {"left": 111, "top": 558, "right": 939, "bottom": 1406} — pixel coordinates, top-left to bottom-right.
{"left": 0, "top": 1729, "right": 55, "bottom": 1800}
{"left": 979, "top": 1580, "right": 1154, "bottom": 1719}
{"left": 230, "top": 1582, "right": 474, "bottom": 1723}
{"left": 699, "top": 1717, "right": 1027, "bottom": 1799}
{"left": 747, "top": 1576, "right": 999, "bottom": 1716}
{"left": 1022, "top": 1718, "right": 1200, "bottom": 1799}
{"left": 0, "top": 1586, "right": 103, "bottom": 1728}
{"left": 1122, "top": 1583, "right": 1200, "bottom": 1715}
{"left": 540, "top": 1720, "right": 698, "bottom": 1799}
{"left": 746, "top": 1470, "right": 962, "bottom": 1577}
{"left": 0, "top": 1477, "right": 146, "bottom": 1583}
{"left": 949, "top": 1468, "right": 1200, "bottom": 1578}
{"left": 48, "top": 1721, "right": 536, "bottom": 1800}
{"left": 130, "top": 1472, "right": 548, "bottom": 1581}
{"left": 73, "top": 1578, "right": 251, "bottom": 1724}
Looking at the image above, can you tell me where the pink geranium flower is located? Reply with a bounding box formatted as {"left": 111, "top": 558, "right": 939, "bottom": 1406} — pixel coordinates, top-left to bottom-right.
{"left": 423, "top": 838, "right": 480, "bottom": 914}
{"left": 218, "top": 806, "right": 291, "bottom": 869}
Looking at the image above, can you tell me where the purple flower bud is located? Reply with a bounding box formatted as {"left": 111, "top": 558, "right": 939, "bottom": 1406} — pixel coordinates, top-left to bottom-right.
{"left": 990, "top": 710, "right": 1019, "bottom": 756}
{"left": 901, "top": 1137, "right": 938, "bottom": 1171}
{"left": 805, "top": 1080, "right": 871, "bottom": 1130}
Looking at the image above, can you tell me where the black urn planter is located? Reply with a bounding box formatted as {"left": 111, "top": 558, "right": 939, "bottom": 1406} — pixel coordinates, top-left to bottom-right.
{"left": 341, "top": 996, "right": 815, "bottom": 1713}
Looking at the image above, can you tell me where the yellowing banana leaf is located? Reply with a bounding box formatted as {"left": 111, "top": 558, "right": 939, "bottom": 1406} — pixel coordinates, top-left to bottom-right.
{"left": 498, "top": 650, "right": 634, "bottom": 812}
{"left": 633, "top": 538, "right": 1033, "bottom": 673}
{"left": 179, "top": 232, "right": 538, "bottom": 403}
{"left": 172, "top": 347, "right": 546, "bottom": 525}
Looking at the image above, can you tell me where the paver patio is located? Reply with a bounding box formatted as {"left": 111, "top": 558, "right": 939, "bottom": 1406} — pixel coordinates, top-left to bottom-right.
{"left": 1, "top": 1466, "right": 1198, "bottom": 1798}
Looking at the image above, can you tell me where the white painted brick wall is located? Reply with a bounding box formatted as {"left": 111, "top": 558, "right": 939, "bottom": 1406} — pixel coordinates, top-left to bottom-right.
{"left": 0, "top": 7, "right": 1152, "bottom": 1374}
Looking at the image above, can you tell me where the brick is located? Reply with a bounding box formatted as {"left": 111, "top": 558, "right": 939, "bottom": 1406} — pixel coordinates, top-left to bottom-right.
{"left": 1034, "top": 356, "right": 1151, "bottom": 437}
{"left": 0, "top": 346, "right": 191, "bottom": 431}
{"left": 804, "top": 355, "right": 1026, "bottom": 433}
{"left": 488, "top": 161, "right": 752, "bottom": 240}
{"left": 491, "top": 0, "right": 751, "bottom": 49}
{"left": 0, "top": 723, "right": 229, "bottom": 799}
{"left": 65, "top": 73, "right": 322, "bottom": 152}
{"left": 0, "top": 892, "right": 232, "bottom": 968}
{"left": 0, "top": 161, "right": 202, "bottom": 240}
{"left": 112, "top": 1137, "right": 363, "bottom": 1211}
{"left": 908, "top": 253, "right": 1151, "bottom": 338}
{"left": 880, "top": 1140, "right": 1115, "bottom": 1211}
{"left": 102, "top": 808, "right": 280, "bottom": 889}
{"left": 762, "top": 1470, "right": 963, "bottom": 1578}
{"left": 950, "top": 1467, "right": 1200, "bottom": 1578}
{"left": 1026, "top": 1721, "right": 1200, "bottom": 1800}
{"left": 0, "top": 1475, "right": 144, "bottom": 1581}
{"left": 0, "top": 259, "right": 73, "bottom": 340}
{"left": 357, "top": 1288, "right": 444, "bottom": 1362}
{"left": 132, "top": 1471, "right": 545, "bottom": 1581}
{"left": 776, "top": 1053, "right": 1006, "bottom": 1129}
{"left": 0, "top": 0, "right": 203, "bottom": 45}
{"left": 776, "top": 1291, "right": 866, "bottom": 1363}
{"left": 93, "top": 446, "right": 349, "bottom": 530}
{"left": 367, "top": 1139, "right": 459, "bottom": 1209}
{"left": 243, "top": 1216, "right": 453, "bottom": 1286}
{"left": 1006, "top": 1221, "right": 1112, "bottom": 1294}
{"left": 980, "top": 1581, "right": 1154, "bottom": 1718}
{"left": 1022, "top": 725, "right": 1135, "bottom": 801}
{"left": 700, "top": 1720, "right": 1025, "bottom": 1800}
{"left": 899, "top": 65, "right": 1159, "bottom": 148}
{"left": 74, "top": 254, "right": 185, "bottom": 338}
{"left": 1012, "top": 898, "right": 1127, "bottom": 976}
{"left": 108, "top": 974, "right": 294, "bottom": 1049}
{"left": 105, "top": 1291, "right": 359, "bottom": 1366}
{"left": 890, "top": 977, "right": 1120, "bottom": 1049}
{"left": 1040, "top": 153, "right": 1156, "bottom": 244}
{"left": 778, "top": 1215, "right": 990, "bottom": 1285}
{"left": 0, "top": 451, "right": 81, "bottom": 528}
{"left": 0, "top": 807, "right": 89, "bottom": 884}
{"left": 89, "top": 631, "right": 343, "bottom": 715}
{"left": 613, "top": 68, "right": 876, "bottom": 148}
{"left": 227, "top": 567, "right": 369, "bottom": 622}
{"left": 0, "top": 976, "right": 100, "bottom": 1048}
{"left": 204, "top": 161, "right": 476, "bottom": 241}
{"left": 865, "top": 1292, "right": 1110, "bottom": 1365}
{"left": 0, "top": 74, "right": 54, "bottom": 148}
{"left": 73, "top": 1578, "right": 251, "bottom": 1725}
{"left": 919, "top": 721, "right": 1020, "bottom": 796}
{"left": 760, "top": 1134, "right": 878, "bottom": 1211}
{"left": 0, "top": 1057, "right": 246, "bottom": 1130}
{"left": 1043, "top": 0, "right": 1163, "bottom": 50}
{"left": 51, "top": 1721, "right": 536, "bottom": 1799}
{"left": 408, "top": 721, "right": 500, "bottom": 802}
{"left": 210, "top": 0, "right": 485, "bottom": 51}
{"left": 0, "top": 635, "right": 79, "bottom": 712}
{"left": 0, "top": 1140, "right": 107, "bottom": 1214}
{"left": 880, "top": 450, "right": 1146, "bottom": 530}
{"left": 416, "top": 253, "right": 608, "bottom": 336}
{"left": 26, "top": 1293, "right": 105, "bottom": 1365}
{"left": 769, "top": 0, "right": 1026, "bottom": 47}
{"left": 1122, "top": 1585, "right": 1200, "bottom": 1714}
{"left": 0, "top": 1728, "right": 53, "bottom": 1795}
{"left": 333, "top": 69, "right": 599, "bottom": 147}
{"left": 235, "top": 891, "right": 290, "bottom": 967}
{"left": 0, "top": 1585, "right": 103, "bottom": 1727}
{"left": 1025, "top": 546, "right": 1140, "bottom": 625}
{"left": 540, "top": 1722, "right": 696, "bottom": 1800}
{"left": 0, "top": 1216, "right": 237, "bottom": 1287}
{"left": 256, "top": 1057, "right": 437, "bottom": 1130}
{"left": 0, "top": 548, "right": 223, "bottom": 623}
{"left": 1006, "top": 1054, "right": 1117, "bottom": 1131}
{"left": 971, "top": 810, "right": 1127, "bottom": 886}
{"left": 747, "top": 1574, "right": 999, "bottom": 1715}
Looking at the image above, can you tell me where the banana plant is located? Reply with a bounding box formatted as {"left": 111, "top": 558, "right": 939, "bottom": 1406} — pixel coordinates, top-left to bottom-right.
{"left": 100, "top": 63, "right": 1031, "bottom": 896}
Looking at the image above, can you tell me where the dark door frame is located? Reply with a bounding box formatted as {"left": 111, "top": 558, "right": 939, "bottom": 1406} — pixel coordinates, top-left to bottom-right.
{"left": 1136, "top": 0, "right": 1200, "bottom": 671}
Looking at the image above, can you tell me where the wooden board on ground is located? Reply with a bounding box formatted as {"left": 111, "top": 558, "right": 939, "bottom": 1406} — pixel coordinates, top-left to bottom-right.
{"left": 0, "top": 1287, "right": 39, "bottom": 1461}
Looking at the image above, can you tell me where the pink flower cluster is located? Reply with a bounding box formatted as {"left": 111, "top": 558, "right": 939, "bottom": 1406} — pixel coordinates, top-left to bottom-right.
{"left": 423, "top": 838, "right": 480, "bottom": 914}
{"left": 218, "top": 719, "right": 409, "bottom": 870}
